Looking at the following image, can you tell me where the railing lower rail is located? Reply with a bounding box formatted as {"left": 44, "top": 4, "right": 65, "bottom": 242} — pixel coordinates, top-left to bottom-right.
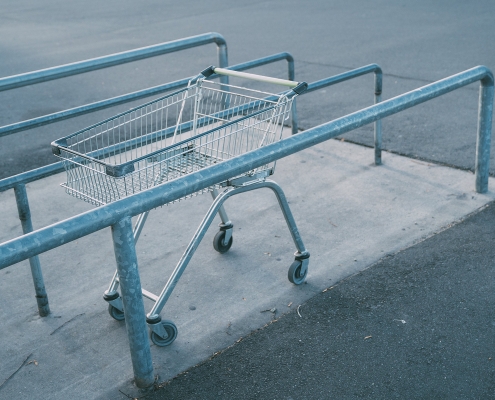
{"left": 0, "top": 32, "right": 228, "bottom": 94}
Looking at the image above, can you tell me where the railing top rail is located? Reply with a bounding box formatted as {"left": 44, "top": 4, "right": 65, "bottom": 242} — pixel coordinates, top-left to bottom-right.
{"left": 0, "top": 65, "right": 491, "bottom": 270}
{"left": 0, "top": 32, "right": 227, "bottom": 92}
{"left": 306, "top": 63, "right": 382, "bottom": 95}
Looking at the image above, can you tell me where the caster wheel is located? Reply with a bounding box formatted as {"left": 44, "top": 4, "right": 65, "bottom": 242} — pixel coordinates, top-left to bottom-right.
{"left": 150, "top": 320, "right": 178, "bottom": 347}
{"left": 108, "top": 304, "right": 125, "bottom": 321}
{"left": 213, "top": 230, "right": 233, "bottom": 254}
{"left": 288, "top": 260, "right": 307, "bottom": 285}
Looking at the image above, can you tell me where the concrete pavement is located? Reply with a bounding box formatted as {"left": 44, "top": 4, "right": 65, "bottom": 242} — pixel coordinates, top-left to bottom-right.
{"left": 1, "top": 134, "right": 494, "bottom": 398}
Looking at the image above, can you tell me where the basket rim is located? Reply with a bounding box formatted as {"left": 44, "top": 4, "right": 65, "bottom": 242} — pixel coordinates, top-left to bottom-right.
{"left": 55, "top": 102, "right": 282, "bottom": 177}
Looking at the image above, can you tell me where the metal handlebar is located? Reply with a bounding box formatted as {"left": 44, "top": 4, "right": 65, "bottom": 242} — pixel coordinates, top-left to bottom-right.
{"left": 213, "top": 67, "right": 299, "bottom": 87}
{"left": 200, "top": 64, "right": 304, "bottom": 91}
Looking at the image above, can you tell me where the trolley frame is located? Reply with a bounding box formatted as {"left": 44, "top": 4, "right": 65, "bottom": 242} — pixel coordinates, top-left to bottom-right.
{"left": 52, "top": 66, "right": 310, "bottom": 346}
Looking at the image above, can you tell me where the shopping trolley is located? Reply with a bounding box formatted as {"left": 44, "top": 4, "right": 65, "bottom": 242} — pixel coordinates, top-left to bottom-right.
{"left": 52, "top": 66, "right": 310, "bottom": 346}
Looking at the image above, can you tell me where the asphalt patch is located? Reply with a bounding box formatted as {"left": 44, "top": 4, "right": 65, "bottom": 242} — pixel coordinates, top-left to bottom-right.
{"left": 147, "top": 201, "right": 495, "bottom": 399}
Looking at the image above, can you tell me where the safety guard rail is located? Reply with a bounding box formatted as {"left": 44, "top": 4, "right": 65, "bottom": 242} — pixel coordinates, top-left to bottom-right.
{"left": 0, "top": 65, "right": 491, "bottom": 388}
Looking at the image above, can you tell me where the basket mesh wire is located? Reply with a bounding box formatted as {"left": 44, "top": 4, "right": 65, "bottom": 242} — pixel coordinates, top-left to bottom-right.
{"left": 56, "top": 79, "right": 293, "bottom": 206}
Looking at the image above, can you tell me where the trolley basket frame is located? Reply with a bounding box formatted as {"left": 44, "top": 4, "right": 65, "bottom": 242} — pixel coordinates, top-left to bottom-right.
{"left": 52, "top": 66, "right": 310, "bottom": 347}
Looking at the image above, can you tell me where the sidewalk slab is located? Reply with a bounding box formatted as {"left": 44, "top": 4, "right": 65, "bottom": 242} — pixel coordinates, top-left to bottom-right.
{"left": 0, "top": 134, "right": 494, "bottom": 398}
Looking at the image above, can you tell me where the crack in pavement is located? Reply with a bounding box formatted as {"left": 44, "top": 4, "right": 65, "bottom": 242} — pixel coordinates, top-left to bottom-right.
{"left": 0, "top": 353, "right": 33, "bottom": 391}
{"left": 50, "top": 313, "right": 85, "bottom": 336}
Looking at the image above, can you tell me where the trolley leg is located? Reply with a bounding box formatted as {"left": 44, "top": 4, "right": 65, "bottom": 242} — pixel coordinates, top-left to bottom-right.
{"left": 263, "top": 180, "right": 310, "bottom": 284}
{"left": 148, "top": 179, "right": 310, "bottom": 326}
{"left": 111, "top": 217, "right": 154, "bottom": 389}
{"left": 14, "top": 184, "right": 50, "bottom": 317}
{"left": 147, "top": 188, "right": 237, "bottom": 324}
{"left": 210, "top": 188, "right": 233, "bottom": 249}
{"left": 263, "top": 181, "right": 309, "bottom": 256}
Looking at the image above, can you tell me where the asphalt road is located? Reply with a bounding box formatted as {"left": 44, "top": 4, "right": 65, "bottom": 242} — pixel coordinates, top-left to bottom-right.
{"left": 147, "top": 202, "right": 495, "bottom": 399}
{"left": 2, "top": 0, "right": 495, "bottom": 178}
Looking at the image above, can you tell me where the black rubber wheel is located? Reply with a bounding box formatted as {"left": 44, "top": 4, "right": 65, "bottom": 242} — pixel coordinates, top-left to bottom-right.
{"left": 150, "top": 320, "right": 178, "bottom": 347}
{"left": 288, "top": 260, "right": 307, "bottom": 285}
{"left": 108, "top": 304, "right": 125, "bottom": 321}
{"left": 213, "top": 230, "right": 233, "bottom": 253}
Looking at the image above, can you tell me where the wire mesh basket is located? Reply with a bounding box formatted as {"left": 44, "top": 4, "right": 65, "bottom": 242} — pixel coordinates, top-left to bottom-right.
{"left": 52, "top": 66, "right": 307, "bottom": 206}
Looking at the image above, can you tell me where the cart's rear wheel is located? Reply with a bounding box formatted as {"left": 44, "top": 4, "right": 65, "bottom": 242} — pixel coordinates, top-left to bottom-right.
{"left": 150, "top": 320, "right": 178, "bottom": 347}
{"left": 213, "top": 230, "right": 233, "bottom": 253}
{"left": 288, "top": 260, "right": 307, "bottom": 285}
{"left": 108, "top": 304, "right": 125, "bottom": 321}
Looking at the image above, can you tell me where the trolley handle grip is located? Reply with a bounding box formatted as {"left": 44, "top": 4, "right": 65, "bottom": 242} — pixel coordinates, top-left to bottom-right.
{"left": 201, "top": 65, "right": 307, "bottom": 93}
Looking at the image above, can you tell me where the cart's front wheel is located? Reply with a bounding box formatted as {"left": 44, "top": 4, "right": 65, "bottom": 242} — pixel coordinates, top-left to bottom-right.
{"left": 150, "top": 320, "right": 178, "bottom": 347}
{"left": 288, "top": 260, "right": 307, "bottom": 285}
{"left": 108, "top": 304, "right": 125, "bottom": 321}
{"left": 213, "top": 230, "right": 233, "bottom": 253}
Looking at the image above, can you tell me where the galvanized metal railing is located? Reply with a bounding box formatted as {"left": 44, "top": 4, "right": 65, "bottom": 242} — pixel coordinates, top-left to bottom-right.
{"left": 0, "top": 34, "right": 297, "bottom": 317}
{"left": 0, "top": 65, "right": 491, "bottom": 388}
{"left": 0, "top": 53, "right": 296, "bottom": 139}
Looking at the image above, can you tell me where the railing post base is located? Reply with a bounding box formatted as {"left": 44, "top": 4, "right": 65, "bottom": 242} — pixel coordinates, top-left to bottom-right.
{"left": 35, "top": 294, "right": 50, "bottom": 317}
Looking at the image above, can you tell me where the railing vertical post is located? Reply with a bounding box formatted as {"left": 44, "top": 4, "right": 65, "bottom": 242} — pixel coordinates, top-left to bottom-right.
{"left": 111, "top": 217, "right": 154, "bottom": 389}
{"left": 13, "top": 184, "right": 50, "bottom": 316}
{"left": 217, "top": 41, "right": 229, "bottom": 86}
{"left": 285, "top": 56, "right": 298, "bottom": 135}
{"left": 374, "top": 70, "right": 383, "bottom": 165}
{"left": 475, "top": 78, "right": 494, "bottom": 193}
{"left": 217, "top": 40, "right": 230, "bottom": 111}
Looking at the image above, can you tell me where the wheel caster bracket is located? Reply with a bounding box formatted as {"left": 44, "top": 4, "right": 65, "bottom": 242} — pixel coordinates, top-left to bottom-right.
{"left": 213, "top": 224, "right": 234, "bottom": 253}
{"left": 219, "top": 223, "right": 233, "bottom": 246}
{"left": 147, "top": 317, "right": 169, "bottom": 339}
{"left": 147, "top": 316, "right": 178, "bottom": 347}
{"left": 103, "top": 291, "right": 124, "bottom": 312}
{"left": 294, "top": 252, "right": 310, "bottom": 277}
